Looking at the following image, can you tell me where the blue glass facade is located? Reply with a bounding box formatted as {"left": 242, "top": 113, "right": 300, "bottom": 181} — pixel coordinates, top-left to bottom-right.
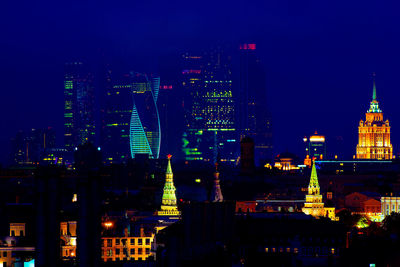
{"left": 129, "top": 74, "right": 161, "bottom": 159}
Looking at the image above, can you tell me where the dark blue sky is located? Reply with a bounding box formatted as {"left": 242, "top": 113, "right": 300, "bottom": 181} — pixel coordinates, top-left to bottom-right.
{"left": 1, "top": 0, "right": 400, "bottom": 164}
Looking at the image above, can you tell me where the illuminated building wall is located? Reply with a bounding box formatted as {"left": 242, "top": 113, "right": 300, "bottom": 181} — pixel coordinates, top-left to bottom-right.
{"left": 381, "top": 196, "right": 400, "bottom": 217}
{"left": 102, "top": 72, "right": 161, "bottom": 163}
{"left": 64, "top": 62, "right": 95, "bottom": 152}
{"left": 356, "top": 81, "right": 393, "bottom": 160}
{"left": 0, "top": 223, "right": 35, "bottom": 266}
{"left": 102, "top": 71, "right": 132, "bottom": 163}
{"left": 303, "top": 131, "right": 326, "bottom": 165}
{"left": 101, "top": 235, "right": 154, "bottom": 262}
{"left": 181, "top": 48, "right": 237, "bottom": 163}
{"left": 130, "top": 74, "right": 161, "bottom": 159}
{"left": 60, "top": 221, "right": 77, "bottom": 258}
{"left": 238, "top": 43, "right": 273, "bottom": 163}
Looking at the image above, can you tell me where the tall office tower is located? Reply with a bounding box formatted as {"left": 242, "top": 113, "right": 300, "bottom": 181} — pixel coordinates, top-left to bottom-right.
{"left": 356, "top": 80, "right": 393, "bottom": 160}
{"left": 158, "top": 155, "right": 180, "bottom": 216}
{"left": 303, "top": 131, "right": 326, "bottom": 165}
{"left": 238, "top": 44, "right": 273, "bottom": 164}
{"left": 130, "top": 74, "right": 161, "bottom": 159}
{"left": 10, "top": 128, "right": 56, "bottom": 165}
{"left": 64, "top": 62, "right": 95, "bottom": 152}
{"left": 103, "top": 72, "right": 160, "bottom": 163}
{"left": 181, "top": 48, "right": 237, "bottom": 163}
{"left": 158, "top": 83, "right": 183, "bottom": 158}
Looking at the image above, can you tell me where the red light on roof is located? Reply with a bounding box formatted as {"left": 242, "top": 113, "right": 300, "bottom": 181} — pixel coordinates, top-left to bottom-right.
{"left": 182, "top": 69, "right": 201, "bottom": 75}
{"left": 240, "top": 43, "right": 256, "bottom": 50}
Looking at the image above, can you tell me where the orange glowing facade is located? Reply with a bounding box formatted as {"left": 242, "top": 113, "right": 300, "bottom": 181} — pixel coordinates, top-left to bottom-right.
{"left": 356, "top": 81, "right": 393, "bottom": 160}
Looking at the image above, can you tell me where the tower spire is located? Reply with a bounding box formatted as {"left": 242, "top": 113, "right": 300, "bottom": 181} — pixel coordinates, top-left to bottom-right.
{"left": 308, "top": 160, "right": 320, "bottom": 195}
{"left": 158, "top": 154, "right": 180, "bottom": 216}
{"left": 210, "top": 163, "right": 223, "bottom": 202}
{"left": 372, "top": 73, "right": 377, "bottom": 101}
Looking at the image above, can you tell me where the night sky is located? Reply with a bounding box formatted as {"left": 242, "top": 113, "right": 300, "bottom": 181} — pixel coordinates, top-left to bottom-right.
{"left": 1, "top": 0, "right": 400, "bottom": 164}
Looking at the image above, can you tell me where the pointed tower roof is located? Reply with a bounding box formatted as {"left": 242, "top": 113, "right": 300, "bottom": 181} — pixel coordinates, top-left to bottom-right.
{"left": 158, "top": 154, "right": 180, "bottom": 216}
{"left": 372, "top": 78, "right": 377, "bottom": 101}
{"left": 368, "top": 75, "right": 382, "bottom": 113}
{"left": 308, "top": 161, "right": 320, "bottom": 195}
{"left": 166, "top": 154, "right": 173, "bottom": 174}
{"left": 211, "top": 163, "right": 223, "bottom": 202}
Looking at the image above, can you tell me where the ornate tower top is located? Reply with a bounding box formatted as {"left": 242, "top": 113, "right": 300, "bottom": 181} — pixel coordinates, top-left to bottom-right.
{"left": 308, "top": 161, "right": 320, "bottom": 195}
{"left": 211, "top": 163, "right": 223, "bottom": 202}
{"left": 368, "top": 77, "right": 382, "bottom": 114}
{"left": 158, "top": 155, "right": 180, "bottom": 216}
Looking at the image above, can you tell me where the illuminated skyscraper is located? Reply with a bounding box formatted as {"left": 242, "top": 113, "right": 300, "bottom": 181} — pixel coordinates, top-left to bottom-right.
{"left": 181, "top": 48, "right": 237, "bottom": 163}
{"left": 356, "top": 80, "right": 393, "bottom": 160}
{"left": 238, "top": 44, "right": 273, "bottom": 164}
{"left": 64, "top": 62, "right": 95, "bottom": 152}
{"left": 303, "top": 131, "right": 326, "bottom": 165}
{"left": 102, "top": 72, "right": 160, "bottom": 163}
{"left": 102, "top": 71, "right": 131, "bottom": 163}
{"left": 158, "top": 155, "right": 180, "bottom": 216}
{"left": 129, "top": 74, "right": 161, "bottom": 159}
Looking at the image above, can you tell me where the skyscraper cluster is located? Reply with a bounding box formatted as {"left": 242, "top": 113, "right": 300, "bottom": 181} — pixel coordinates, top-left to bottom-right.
{"left": 56, "top": 44, "right": 273, "bottom": 166}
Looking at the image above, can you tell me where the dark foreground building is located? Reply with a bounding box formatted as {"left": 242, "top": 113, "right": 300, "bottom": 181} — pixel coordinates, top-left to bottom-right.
{"left": 156, "top": 202, "right": 347, "bottom": 267}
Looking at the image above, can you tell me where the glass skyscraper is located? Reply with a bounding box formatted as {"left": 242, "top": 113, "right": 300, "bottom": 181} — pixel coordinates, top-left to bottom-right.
{"left": 181, "top": 48, "right": 237, "bottom": 163}
{"left": 63, "top": 62, "right": 95, "bottom": 152}
{"left": 238, "top": 44, "right": 273, "bottom": 164}
{"left": 102, "top": 72, "right": 160, "bottom": 163}
{"left": 129, "top": 74, "right": 161, "bottom": 159}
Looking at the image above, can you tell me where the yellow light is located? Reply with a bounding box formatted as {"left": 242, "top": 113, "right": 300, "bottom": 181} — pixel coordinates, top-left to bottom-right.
{"left": 309, "top": 136, "right": 325, "bottom": 142}
{"left": 104, "top": 222, "right": 113, "bottom": 228}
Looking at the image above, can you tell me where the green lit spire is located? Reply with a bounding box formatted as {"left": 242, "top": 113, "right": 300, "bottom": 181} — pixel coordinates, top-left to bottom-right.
{"left": 308, "top": 161, "right": 320, "bottom": 195}
{"left": 158, "top": 154, "right": 180, "bottom": 216}
{"left": 368, "top": 75, "right": 382, "bottom": 113}
{"left": 372, "top": 79, "right": 377, "bottom": 101}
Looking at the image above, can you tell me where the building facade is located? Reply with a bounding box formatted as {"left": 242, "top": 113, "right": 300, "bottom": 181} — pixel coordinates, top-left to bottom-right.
{"left": 129, "top": 74, "right": 161, "bottom": 159}
{"left": 102, "top": 72, "right": 161, "bottom": 163}
{"left": 10, "top": 128, "right": 56, "bottom": 165}
{"left": 238, "top": 43, "right": 273, "bottom": 164}
{"left": 101, "top": 235, "right": 154, "bottom": 262}
{"left": 64, "top": 62, "right": 95, "bottom": 153}
{"left": 381, "top": 196, "right": 400, "bottom": 217}
{"left": 356, "top": 80, "right": 393, "bottom": 160}
{"left": 303, "top": 131, "right": 326, "bottom": 165}
{"left": 181, "top": 48, "right": 237, "bottom": 163}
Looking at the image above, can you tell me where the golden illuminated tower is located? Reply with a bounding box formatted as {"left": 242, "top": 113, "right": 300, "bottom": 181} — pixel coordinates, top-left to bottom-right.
{"left": 158, "top": 155, "right": 181, "bottom": 216}
{"left": 302, "top": 161, "right": 325, "bottom": 217}
{"left": 302, "top": 161, "right": 337, "bottom": 220}
{"left": 356, "top": 79, "right": 393, "bottom": 160}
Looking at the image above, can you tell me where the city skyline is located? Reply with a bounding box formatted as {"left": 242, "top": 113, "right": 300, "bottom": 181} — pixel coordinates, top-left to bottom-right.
{"left": 2, "top": 2, "right": 400, "bottom": 266}
{"left": 1, "top": 1, "right": 400, "bottom": 164}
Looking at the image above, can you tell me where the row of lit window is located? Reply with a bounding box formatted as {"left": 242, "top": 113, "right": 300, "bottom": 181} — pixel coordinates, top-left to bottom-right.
{"left": 265, "top": 247, "right": 335, "bottom": 255}
{"left": 103, "top": 238, "right": 151, "bottom": 247}
{"left": 102, "top": 247, "right": 150, "bottom": 256}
